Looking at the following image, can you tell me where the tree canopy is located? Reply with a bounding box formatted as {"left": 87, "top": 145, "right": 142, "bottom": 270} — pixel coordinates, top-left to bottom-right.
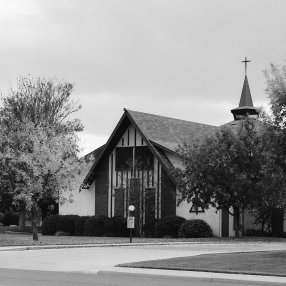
{"left": 0, "top": 77, "right": 85, "bottom": 240}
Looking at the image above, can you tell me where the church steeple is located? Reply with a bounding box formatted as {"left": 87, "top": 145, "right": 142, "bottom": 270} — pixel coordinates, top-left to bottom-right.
{"left": 231, "top": 57, "right": 259, "bottom": 120}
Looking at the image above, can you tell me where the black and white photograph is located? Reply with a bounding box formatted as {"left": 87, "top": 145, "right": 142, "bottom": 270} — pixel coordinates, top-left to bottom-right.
{"left": 0, "top": 0, "right": 286, "bottom": 285}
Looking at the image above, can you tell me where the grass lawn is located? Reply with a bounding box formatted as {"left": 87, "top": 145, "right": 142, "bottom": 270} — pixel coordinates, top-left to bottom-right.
{"left": 118, "top": 251, "right": 286, "bottom": 277}
{"left": 1, "top": 225, "right": 286, "bottom": 247}
{"left": 1, "top": 232, "right": 282, "bottom": 247}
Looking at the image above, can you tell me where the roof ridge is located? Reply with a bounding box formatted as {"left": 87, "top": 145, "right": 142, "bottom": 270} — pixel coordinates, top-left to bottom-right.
{"left": 126, "top": 109, "right": 216, "bottom": 128}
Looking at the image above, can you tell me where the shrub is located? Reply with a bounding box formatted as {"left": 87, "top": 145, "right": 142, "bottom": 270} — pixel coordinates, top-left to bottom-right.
{"left": 104, "top": 216, "right": 129, "bottom": 237}
{"left": 84, "top": 215, "right": 108, "bottom": 236}
{"left": 246, "top": 229, "right": 269, "bottom": 237}
{"left": 57, "top": 215, "right": 78, "bottom": 236}
{"left": 0, "top": 212, "right": 4, "bottom": 224}
{"left": 155, "top": 216, "right": 186, "bottom": 238}
{"left": 42, "top": 214, "right": 59, "bottom": 235}
{"left": 8, "top": 226, "right": 42, "bottom": 233}
{"left": 2, "top": 211, "right": 19, "bottom": 226}
{"left": 75, "top": 216, "right": 90, "bottom": 236}
{"left": 178, "top": 219, "right": 212, "bottom": 238}
{"left": 143, "top": 220, "right": 157, "bottom": 237}
{"left": 55, "top": 231, "right": 71, "bottom": 236}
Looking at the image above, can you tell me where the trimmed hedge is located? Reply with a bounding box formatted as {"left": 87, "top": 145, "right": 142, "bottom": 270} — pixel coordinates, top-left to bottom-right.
{"left": 57, "top": 215, "right": 78, "bottom": 236}
{"left": 246, "top": 229, "right": 269, "bottom": 237}
{"left": 178, "top": 219, "right": 212, "bottom": 238}
{"left": 84, "top": 215, "right": 108, "bottom": 236}
{"left": 75, "top": 216, "right": 90, "bottom": 236}
{"left": 42, "top": 214, "right": 60, "bottom": 235}
{"left": 155, "top": 216, "right": 186, "bottom": 238}
{"left": 143, "top": 220, "right": 157, "bottom": 238}
{"left": 104, "top": 216, "right": 129, "bottom": 237}
{"left": 2, "top": 211, "right": 19, "bottom": 226}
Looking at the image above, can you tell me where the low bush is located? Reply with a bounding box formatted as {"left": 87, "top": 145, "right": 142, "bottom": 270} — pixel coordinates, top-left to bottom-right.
{"left": 178, "top": 219, "right": 212, "bottom": 238}
{"left": 246, "top": 229, "right": 269, "bottom": 237}
{"left": 2, "top": 211, "right": 19, "bottom": 226}
{"left": 55, "top": 231, "right": 71, "bottom": 236}
{"left": 75, "top": 216, "right": 90, "bottom": 236}
{"left": 57, "top": 215, "right": 78, "bottom": 236}
{"left": 143, "top": 220, "right": 157, "bottom": 237}
{"left": 84, "top": 215, "right": 108, "bottom": 236}
{"left": 42, "top": 214, "right": 59, "bottom": 235}
{"left": 104, "top": 216, "right": 129, "bottom": 237}
{"left": 155, "top": 216, "right": 186, "bottom": 238}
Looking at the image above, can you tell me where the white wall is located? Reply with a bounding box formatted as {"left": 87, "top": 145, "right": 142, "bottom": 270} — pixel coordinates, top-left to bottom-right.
{"left": 176, "top": 199, "right": 221, "bottom": 237}
{"left": 165, "top": 151, "right": 184, "bottom": 169}
{"left": 59, "top": 180, "right": 95, "bottom": 216}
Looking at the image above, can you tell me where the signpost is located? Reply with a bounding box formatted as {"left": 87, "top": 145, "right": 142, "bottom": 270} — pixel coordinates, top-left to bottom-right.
{"left": 127, "top": 205, "right": 135, "bottom": 243}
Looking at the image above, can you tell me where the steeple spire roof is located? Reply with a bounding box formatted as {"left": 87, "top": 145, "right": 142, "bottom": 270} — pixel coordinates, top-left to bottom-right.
{"left": 239, "top": 75, "right": 253, "bottom": 107}
{"left": 230, "top": 57, "right": 259, "bottom": 120}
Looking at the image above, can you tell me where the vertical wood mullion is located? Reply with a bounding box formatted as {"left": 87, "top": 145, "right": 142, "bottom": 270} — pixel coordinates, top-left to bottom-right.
{"left": 157, "top": 161, "right": 160, "bottom": 219}
{"left": 111, "top": 153, "right": 113, "bottom": 217}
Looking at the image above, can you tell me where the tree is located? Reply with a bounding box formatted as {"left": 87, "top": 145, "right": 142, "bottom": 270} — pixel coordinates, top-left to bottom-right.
{"left": 265, "top": 64, "right": 286, "bottom": 130}
{"left": 0, "top": 77, "right": 84, "bottom": 240}
{"left": 261, "top": 64, "right": 286, "bottom": 233}
{"left": 176, "top": 119, "right": 275, "bottom": 237}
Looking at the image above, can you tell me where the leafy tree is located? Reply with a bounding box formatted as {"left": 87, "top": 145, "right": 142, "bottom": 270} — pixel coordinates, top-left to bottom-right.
{"left": 0, "top": 77, "right": 84, "bottom": 240}
{"left": 176, "top": 119, "right": 275, "bottom": 237}
{"left": 260, "top": 64, "right": 286, "bottom": 232}
{"left": 265, "top": 64, "right": 286, "bottom": 130}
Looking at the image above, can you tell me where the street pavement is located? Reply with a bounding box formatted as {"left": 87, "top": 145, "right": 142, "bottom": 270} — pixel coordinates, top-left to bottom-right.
{"left": 0, "top": 242, "right": 286, "bottom": 285}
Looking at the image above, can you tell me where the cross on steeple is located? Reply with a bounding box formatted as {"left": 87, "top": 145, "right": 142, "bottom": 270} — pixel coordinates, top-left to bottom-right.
{"left": 242, "top": 56, "right": 251, "bottom": 76}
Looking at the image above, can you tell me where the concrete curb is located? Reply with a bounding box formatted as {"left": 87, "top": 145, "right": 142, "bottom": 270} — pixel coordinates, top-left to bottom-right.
{"left": 96, "top": 268, "right": 286, "bottom": 286}
{"left": 0, "top": 241, "right": 245, "bottom": 251}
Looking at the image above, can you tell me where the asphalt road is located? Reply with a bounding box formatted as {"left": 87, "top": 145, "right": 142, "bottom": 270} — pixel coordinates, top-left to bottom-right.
{"left": 0, "top": 269, "right": 101, "bottom": 286}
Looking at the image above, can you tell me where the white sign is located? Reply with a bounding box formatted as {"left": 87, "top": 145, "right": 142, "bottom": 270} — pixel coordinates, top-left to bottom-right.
{"left": 127, "top": 216, "right": 135, "bottom": 229}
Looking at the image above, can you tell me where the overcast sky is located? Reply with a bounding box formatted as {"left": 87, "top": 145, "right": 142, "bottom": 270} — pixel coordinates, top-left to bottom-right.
{"left": 1, "top": 0, "right": 286, "bottom": 155}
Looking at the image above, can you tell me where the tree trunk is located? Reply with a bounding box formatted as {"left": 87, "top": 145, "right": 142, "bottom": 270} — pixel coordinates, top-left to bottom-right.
{"left": 241, "top": 209, "right": 244, "bottom": 237}
{"left": 18, "top": 202, "right": 26, "bottom": 231}
{"left": 18, "top": 210, "right": 26, "bottom": 231}
{"left": 233, "top": 207, "right": 241, "bottom": 238}
{"left": 31, "top": 205, "right": 38, "bottom": 241}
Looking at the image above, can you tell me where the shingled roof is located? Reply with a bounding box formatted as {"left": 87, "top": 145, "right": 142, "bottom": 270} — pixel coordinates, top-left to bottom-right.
{"left": 127, "top": 110, "right": 217, "bottom": 152}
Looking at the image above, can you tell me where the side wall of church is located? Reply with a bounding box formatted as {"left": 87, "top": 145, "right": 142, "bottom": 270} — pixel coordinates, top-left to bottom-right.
{"left": 161, "top": 168, "right": 176, "bottom": 218}
{"left": 176, "top": 198, "right": 222, "bottom": 237}
{"left": 165, "top": 151, "right": 184, "bottom": 169}
{"left": 59, "top": 180, "right": 95, "bottom": 216}
{"left": 94, "top": 157, "right": 109, "bottom": 216}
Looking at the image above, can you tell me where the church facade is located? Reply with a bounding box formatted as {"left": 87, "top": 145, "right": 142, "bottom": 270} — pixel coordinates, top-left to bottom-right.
{"left": 60, "top": 71, "right": 285, "bottom": 237}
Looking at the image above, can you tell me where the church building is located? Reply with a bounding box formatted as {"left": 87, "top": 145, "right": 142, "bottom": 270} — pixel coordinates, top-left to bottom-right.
{"left": 60, "top": 60, "right": 284, "bottom": 237}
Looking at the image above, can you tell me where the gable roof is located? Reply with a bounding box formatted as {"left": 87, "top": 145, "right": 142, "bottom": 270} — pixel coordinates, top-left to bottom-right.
{"left": 82, "top": 109, "right": 217, "bottom": 187}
